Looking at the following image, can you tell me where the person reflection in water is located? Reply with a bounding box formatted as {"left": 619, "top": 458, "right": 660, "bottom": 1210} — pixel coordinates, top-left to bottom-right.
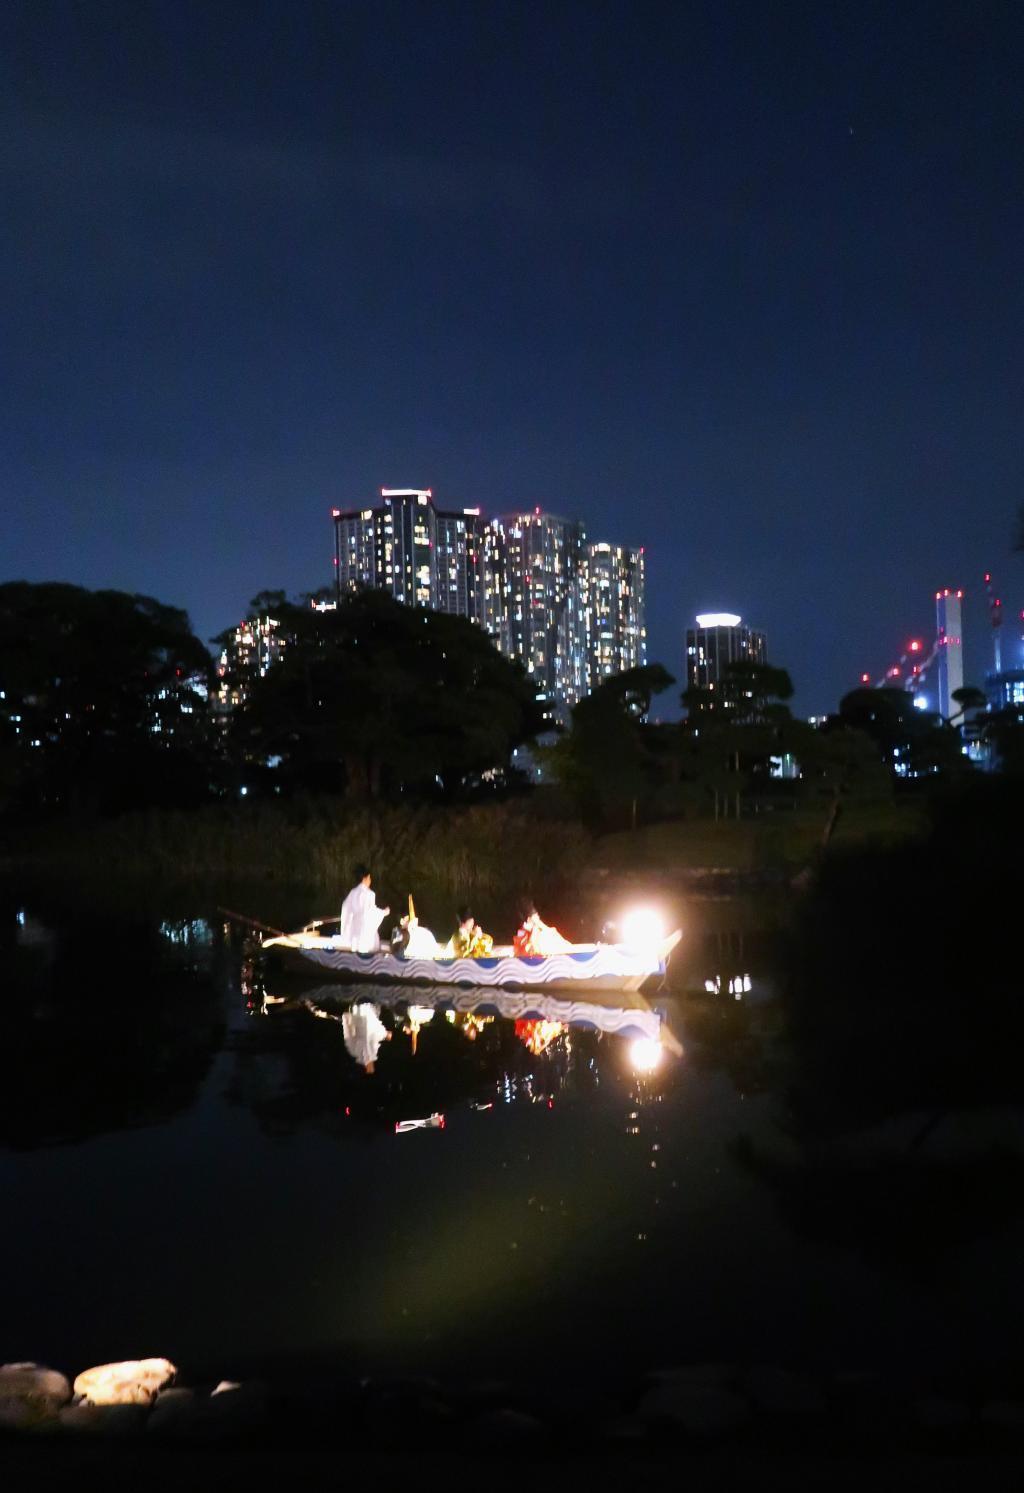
{"left": 339, "top": 863, "right": 389, "bottom": 953}
{"left": 341, "top": 1002, "right": 391, "bottom": 1073}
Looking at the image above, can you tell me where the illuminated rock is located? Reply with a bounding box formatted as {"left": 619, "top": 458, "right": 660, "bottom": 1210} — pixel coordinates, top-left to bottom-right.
{"left": 73, "top": 1357, "right": 177, "bottom": 1405}
{"left": 0, "top": 1363, "right": 71, "bottom": 1428}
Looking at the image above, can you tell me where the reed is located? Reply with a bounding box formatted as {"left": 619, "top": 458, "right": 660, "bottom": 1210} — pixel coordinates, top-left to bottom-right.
{"left": 22, "top": 798, "right": 590, "bottom": 903}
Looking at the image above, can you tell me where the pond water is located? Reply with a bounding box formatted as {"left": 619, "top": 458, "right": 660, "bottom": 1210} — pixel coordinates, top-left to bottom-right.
{"left": 2, "top": 876, "right": 1022, "bottom": 1388}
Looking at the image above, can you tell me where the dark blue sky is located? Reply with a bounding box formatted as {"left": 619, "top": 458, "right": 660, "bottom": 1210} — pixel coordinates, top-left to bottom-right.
{"left": 3, "top": 0, "right": 1023, "bottom": 711}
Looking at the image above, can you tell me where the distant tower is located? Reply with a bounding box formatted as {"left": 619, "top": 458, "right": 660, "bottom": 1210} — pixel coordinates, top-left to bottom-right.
{"left": 935, "top": 588, "right": 964, "bottom": 720}
{"left": 984, "top": 571, "right": 1004, "bottom": 674}
{"left": 685, "top": 613, "right": 767, "bottom": 700}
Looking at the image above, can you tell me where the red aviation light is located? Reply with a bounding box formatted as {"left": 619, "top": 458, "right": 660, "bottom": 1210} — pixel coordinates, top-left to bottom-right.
{"left": 861, "top": 673, "right": 870, "bottom": 684}
{"left": 908, "top": 640, "right": 922, "bottom": 652}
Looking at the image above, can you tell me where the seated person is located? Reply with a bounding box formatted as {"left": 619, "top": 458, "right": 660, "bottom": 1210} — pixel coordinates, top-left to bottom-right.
{"left": 513, "top": 903, "right": 573, "bottom": 957}
{"left": 391, "top": 912, "right": 439, "bottom": 958}
{"left": 443, "top": 907, "right": 494, "bottom": 959}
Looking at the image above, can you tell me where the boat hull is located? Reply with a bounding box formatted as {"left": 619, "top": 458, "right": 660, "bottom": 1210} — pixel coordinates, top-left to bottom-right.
{"left": 264, "top": 933, "right": 679, "bottom": 995}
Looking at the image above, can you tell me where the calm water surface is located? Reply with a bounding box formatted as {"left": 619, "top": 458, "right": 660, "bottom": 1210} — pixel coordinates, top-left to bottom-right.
{"left": 2, "top": 877, "right": 1021, "bottom": 1384}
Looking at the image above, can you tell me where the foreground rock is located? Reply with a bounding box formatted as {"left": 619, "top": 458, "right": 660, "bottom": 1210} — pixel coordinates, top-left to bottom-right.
{"left": 74, "top": 1358, "right": 177, "bottom": 1406}
{"left": 0, "top": 1364, "right": 72, "bottom": 1429}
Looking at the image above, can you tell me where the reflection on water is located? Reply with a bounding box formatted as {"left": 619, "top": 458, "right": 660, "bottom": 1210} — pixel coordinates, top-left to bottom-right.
{"left": 0, "top": 902, "right": 225, "bottom": 1150}
{"left": 3, "top": 882, "right": 1024, "bottom": 1382}
{"left": 231, "top": 966, "right": 669, "bottom": 1138}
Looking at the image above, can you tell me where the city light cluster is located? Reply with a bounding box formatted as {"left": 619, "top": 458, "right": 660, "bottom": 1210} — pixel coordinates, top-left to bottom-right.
{"left": 333, "top": 491, "right": 646, "bottom": 707}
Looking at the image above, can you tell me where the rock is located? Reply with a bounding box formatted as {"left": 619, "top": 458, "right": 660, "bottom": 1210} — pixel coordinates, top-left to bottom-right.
{"left": 196, "top": 1381, "right": 267, "bottom": 1436}
{"left": 59, "top": 1402, "right": 147, "bottom": 1434}
{"left": 74, "top": 1357, "right": 177, "bottom": 1406}
{"left": 0, "top": 1363, "right": 72, "bottom": 1429}
{"left": 146, "top": 1382, "right": 266, "bottom": 1440}
{"left": 916, "top": 1396, "right": 972, "bottom": 1432}
{"left": 639, "top": 1381, "right": 749, "bottom": 1436}
{"left": 743, "top": 1366, "right": 826, "bottom": 1416}
{"left": 147, "top": 1388, "right": 196, "bottom": 1435}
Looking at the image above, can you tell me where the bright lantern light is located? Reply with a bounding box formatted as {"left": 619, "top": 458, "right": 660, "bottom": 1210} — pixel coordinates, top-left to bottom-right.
{"left": 629, "top": 1038, "right": 663, "bottom": 1074}
{"left": 620, "top": 907, "right": 666, "bottom": 949}
{"left": 913, "top": 694, "right": 929, "bottom": 711}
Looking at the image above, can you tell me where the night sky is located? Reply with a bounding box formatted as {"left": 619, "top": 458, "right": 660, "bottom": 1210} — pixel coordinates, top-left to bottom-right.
{"left": 4, "top": 0, "right": 1023, "bottom": 712}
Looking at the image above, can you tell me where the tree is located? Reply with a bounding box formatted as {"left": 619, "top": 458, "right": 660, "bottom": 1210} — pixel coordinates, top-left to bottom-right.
{"left": 948, "top": 685, "right": 987, "bottom": 723}
{"left": 0, "top": 582, "right": 212, "bottom": 815}
{"left": 682, "top": 661, "right": 794, "bottom": 726}
{"left": 680, "top": 661, "right": 797, "bottom": 819}
{"left": 833, "top": 686, "right": 966, "bottom": 780}
{"left": 543, "top": 664, "right": 675, "bottom": 826}
{"left": 227, "top": 589, "right": 544, "bottom": 799}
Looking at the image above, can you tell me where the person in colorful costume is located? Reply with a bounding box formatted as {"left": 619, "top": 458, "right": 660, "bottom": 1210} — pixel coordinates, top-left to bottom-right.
{"left": 513, "top": 904, "right": 572, "bottom": 957}
{"left": 443, "top": 907, "right": 493, "bottom": 959}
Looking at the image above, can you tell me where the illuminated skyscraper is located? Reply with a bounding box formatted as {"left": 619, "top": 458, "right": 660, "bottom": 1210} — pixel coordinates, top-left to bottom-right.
{"left": 497, "top": 510, "right": 590, "bottom": 708}
{"left": 588, "top": 542, "right": 647, "bottom": 683}
{"left": 331, "top": 492, "right": 644, "bottom": 708}
{"left": 685, "top": 613, "right": 767, "bottom": 697}
{"left": 216, "top": 615, "right": 288, "bottom": 710}
{"left": 935, "top": 588, "right": 964, "bottom": 720}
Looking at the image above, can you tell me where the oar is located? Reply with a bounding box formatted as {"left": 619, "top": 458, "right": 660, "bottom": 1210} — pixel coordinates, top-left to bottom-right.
{"left": 217, "top": 907, "right": 288, "bottom": 939}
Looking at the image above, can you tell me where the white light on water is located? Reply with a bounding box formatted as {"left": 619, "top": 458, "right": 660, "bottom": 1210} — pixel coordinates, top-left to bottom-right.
{"left": 630, "top": 1038, "right": 663, "bottom": 1073}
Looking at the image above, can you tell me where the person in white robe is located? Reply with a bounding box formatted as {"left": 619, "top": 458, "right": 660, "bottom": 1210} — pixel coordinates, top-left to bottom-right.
{"left": 341, "top": 1002, "right": 391, "bottom": 1073}
{"left": 338, "top": 864, "right": 389, "bottom": 953}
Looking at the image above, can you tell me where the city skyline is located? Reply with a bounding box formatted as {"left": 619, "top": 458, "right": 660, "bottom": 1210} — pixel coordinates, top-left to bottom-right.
{"left": 5, "top": 3, "right": 1023, "bottom": 716}
{"left": 332, "top": 488, "right": 644, "bottom": 707}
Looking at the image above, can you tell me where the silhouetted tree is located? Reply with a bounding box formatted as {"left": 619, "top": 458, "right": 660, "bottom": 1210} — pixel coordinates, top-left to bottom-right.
{"left": 0, "top": 582, "right": 212, "bottom": 815}
{"left": 543, "top": 664, "right": 675, "bottom": 826}
{"left": 226, "top": 589, "right": 544, "bottom": 799}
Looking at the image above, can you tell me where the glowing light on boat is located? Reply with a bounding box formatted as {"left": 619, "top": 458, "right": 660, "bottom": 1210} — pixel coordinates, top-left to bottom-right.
{"left": 620, "top": 906, "right": 666, "bottom": 949}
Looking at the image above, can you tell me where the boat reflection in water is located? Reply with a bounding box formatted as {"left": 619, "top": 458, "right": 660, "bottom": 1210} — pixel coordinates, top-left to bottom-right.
{"left": 231, "top": 974, "right": 679, "bottom": 1137}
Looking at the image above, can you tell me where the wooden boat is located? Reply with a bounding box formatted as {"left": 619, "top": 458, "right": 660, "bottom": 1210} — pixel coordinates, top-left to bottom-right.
{"left": 262, "top": 922, "right": 682, "bottom": 996}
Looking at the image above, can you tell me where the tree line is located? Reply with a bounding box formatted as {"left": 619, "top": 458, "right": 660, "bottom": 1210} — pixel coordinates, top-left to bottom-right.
{"left": 1, "top": 578, "right": 1020, "bottom": 823}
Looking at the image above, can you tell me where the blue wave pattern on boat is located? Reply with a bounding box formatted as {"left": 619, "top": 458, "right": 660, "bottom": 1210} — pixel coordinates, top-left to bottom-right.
{"left": 296, "top": 944, "right": 663, "bottom": 987}
{"left": 397, "top": 986, "right": 660, "bottom": 1040}
{"left": 302, "top": 983, "right": 662, "bottom": 1041}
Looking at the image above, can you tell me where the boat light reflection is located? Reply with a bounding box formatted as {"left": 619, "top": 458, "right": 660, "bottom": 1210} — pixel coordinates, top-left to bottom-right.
{"left": 629, "top": 1038, "right": 663, "bottom": 1074}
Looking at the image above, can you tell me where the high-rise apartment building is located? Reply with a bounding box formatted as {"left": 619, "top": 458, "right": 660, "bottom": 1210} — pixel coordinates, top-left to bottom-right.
{"left": 497, "top": 510, "right": 590, "bottom": 707}
{"left": 685, "top": 613, "right": 767, "bottom": 697}
{"left": 330, "top": 490, "right": 645, "bottom": 709}
{"left": 588, "top": 542, "right": 647, "bottom": 684}
{"left": 216, "top": 614, "right": 288, "bottom": 710}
